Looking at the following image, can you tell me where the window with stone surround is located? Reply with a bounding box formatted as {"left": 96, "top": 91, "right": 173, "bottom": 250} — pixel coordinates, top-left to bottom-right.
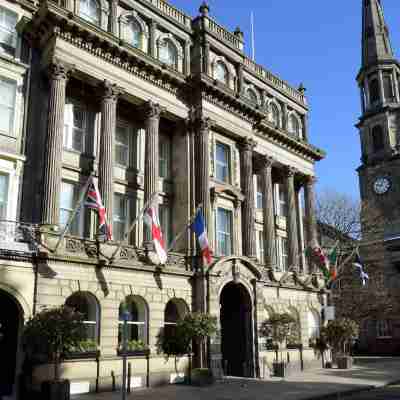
{"left": 60, "top": 181, "right": 83, "bottom": 235}
{"left": 0, "top": 6, "right": 17, "bottom": 56}
{"left": 113, "top": 193, "right": 131, "bottom": 242}
{"left": 159, "top": 203, "right": 171, "bottom": 249}
{"left": 79, "top": 0, "right": 101, "bottom": 26}
{"left": 276, "top": 236, "right": 288, "bottom": 272}
{"left": 255, "top": 175, "right": 263, "bottom": 209}
{"left": 159, "top": 39, "right": 178, "bottom": 70}
{"left": 257, "top": 230, "right": 265, "bottom": 264}
{"left": 159, "top": 134, "right": 171, "bottom": 179}
{"left": 376, "top": 319, "right": 392, "bottom": 338}
{"left": 127, "top": 18, "right": 142, "bottom": 49}
{"left": 66, "top": 292, "right": 100, "bottom": 348}
{"left": 270, "top": 102, "right": 280, "bottom": 128}
{"left": 383, "top": 73, "right": 394, "bottom": 102}
{"left": 276, "top": 183, "right": 287, "bottom": 217}
{"left": 0, "top": 173, "right": 9, "bottom": 219}
{"left": 164, "top": 298, "right": 189, "bottom": 342}
{"left": 115, "top": 125, "right": 129, "bottom": 166}
{"left": 288, "top": 114, "right": 300, "bottom": 138}
{"left": 0, "top": 77, "right": 16, "bottom": 136}
{"left": 118, "top": 296, "right": 148, "bottom": 350}
{"left": 64, "top": 99, "right": 86, "bottom": 153}
{"left": 215, "top": 142, "right": 231, "bottom": 183}
{"left": 215, "top": 61, "right": 228, "bottom": 85}
{"left": 216, "top": 207, "right": 233, "bottom": 256}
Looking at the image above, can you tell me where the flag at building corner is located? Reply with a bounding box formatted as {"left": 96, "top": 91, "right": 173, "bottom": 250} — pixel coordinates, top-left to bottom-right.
{"left": 191, "top": 208, "right": 213, "bottom": 266}
{"left": 85, "top": 177, "right": 112, "bottom": 241}
{"left": 143, "top": 202, "right": 168, "bottom": 265}
{"left": 353, "top": 250, "right": 369, "bottom": 286}
{"left": 305, "top": 240, "right": 330, "bottom": 281}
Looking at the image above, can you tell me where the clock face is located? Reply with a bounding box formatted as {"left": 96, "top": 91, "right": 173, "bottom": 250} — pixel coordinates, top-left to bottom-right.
{"left": 373, "top": 177, "right": 391, "bottom": 195}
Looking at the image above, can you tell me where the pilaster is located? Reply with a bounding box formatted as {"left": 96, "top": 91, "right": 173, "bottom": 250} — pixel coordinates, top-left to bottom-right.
{"left": 260, "top": 156, "right": 276, "bottom": 268}
{"left": 99, "top": 80, "right": 121, "bottom": 235}
{"left": 108, "top": 0, "right": 118, "bottom": 35}
{"left": 284, "top": 166, "right": 299, "bottom": 270}
{"left": 41, "top": 60, "right": 73, "bottom": 226}
{"left": 239, "top": 137, "right": 256, "bottom": 258}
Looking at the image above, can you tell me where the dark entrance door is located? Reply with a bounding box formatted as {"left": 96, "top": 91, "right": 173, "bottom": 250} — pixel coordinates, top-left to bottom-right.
{"left": 220, "top": 282, "right": 253, "bottom": 377}
{"left": 0, "top": 290, "right": 20, "bottom": 396}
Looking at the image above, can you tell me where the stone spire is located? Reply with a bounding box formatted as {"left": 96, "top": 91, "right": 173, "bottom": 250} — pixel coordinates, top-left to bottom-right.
{"left": 362, "top": 0, "right": 395, "bottom": 69}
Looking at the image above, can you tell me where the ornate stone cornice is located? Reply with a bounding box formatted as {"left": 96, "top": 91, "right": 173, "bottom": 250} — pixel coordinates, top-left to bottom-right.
{"left": 100, "top": 79, "right": 122, "bottom": 102}
{"left": 47, "top": 59, "right": 74, "bottom": 81}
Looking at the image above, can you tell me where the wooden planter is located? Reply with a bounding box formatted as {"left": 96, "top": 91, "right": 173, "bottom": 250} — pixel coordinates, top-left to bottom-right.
{"left": 117, "top": 349, "right": 150, "bottom": 357}
{"left": 65, "top": 351, "right": 99, "bottom": 360}
{"left": 337, "top": 356, "right": 353, "bottom": 369}
{"left": 41, "top": 380, "right": 70, "bottom": 400}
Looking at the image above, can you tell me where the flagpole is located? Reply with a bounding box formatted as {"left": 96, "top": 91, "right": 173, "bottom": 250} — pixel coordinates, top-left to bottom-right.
{"left": 167, "top": 203, "right": 203, "bottom": 253}
{"left": 110, "top": 192, "right": 159, "bottom": 262}
{"left": 53, "top": 176, "right": 92, "bottom": 253}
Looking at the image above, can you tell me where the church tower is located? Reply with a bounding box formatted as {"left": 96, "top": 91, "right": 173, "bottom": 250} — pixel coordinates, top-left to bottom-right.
{"left": 357, "top": 0, "right": 400, "bottom": 244}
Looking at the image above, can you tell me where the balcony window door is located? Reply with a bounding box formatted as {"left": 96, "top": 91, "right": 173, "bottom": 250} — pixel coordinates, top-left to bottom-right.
{"left": 215, "top": 142, "right": 230, "bottom": 183}
{"left": 159, "top": 135, "right": 171, "bottom": 179}
{"left": 0, "top": 77, "right": 16, "bottom": 136}
{"left": 159, "top": 204, "right": 171, "bottom": 248}
{"left": 216, "top": 207, "right": 232, "bottom": 256}
{"left": 115, "top": 125, "right": 129, "bottom": 166}
{"left": 0, "top": 7, "right": 17, "bottom": 55}
{"left": 64, "top": 100, "right": 86, "bottom": 153}
{"left": 60, "top": 181, "right": 82, "bottom": 235}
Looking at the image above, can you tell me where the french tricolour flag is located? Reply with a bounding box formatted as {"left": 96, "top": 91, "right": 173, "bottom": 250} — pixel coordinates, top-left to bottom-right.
{"left": 191, "top": 209, "right": 213, "bottom": 265}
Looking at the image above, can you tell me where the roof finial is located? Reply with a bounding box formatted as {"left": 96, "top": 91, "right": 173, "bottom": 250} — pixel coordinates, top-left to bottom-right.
{"left": 199, "top": 1, "right": 210, "bottom": 17}
{"left": 234, "top": 26, "right": 244, "bottom": 41}
{"left": 298, "top": 83, "right": 306, "bottom": 95}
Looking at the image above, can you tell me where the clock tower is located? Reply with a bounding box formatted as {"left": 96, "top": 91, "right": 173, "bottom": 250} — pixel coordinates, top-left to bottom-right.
{"left": 357, "top": 0, "right": 400, "bottom": 248}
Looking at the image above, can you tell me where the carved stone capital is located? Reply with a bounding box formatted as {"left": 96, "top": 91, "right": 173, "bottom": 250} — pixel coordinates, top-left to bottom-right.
{"left": 196, "top": 117, "right": 213, "bottom": 133}
{"left": 143, "top": 100, "right": 164, "bottom": 119}
{"left": 47, "top": 59, "right": 74, "bottom": 81}
{"left": 283, "top": 165, "right": 297, "bottom": 178}
{"left": 304, "top": 175, "right": 318, "bottom": 187}
{"left": 100, "top": 80, "right": 122, "bottom": 102}
{"left": 261, "top": 155, "right": 275, "bottom": 170}
{"left": 239, "top": 137, "right": 256, "bottom": 152}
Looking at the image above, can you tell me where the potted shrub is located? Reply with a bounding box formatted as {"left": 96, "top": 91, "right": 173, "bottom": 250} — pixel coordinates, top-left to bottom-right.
{"left": 260, "top": 313, "right": 296, "bottom": 378}
{"left": 23, "top": 305, "right": 86, "bottom": 400}
{"left": 321, "top": 318, "right": 358, "bottom": 369}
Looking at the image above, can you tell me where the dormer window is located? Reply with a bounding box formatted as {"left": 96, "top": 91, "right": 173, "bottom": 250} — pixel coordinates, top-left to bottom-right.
{"left": 246, "top": 88, "right": 258, "bottom": 106}
{"left": 215, "top": 61, "right": 228, "bottom": 85}
{"left": 369, "top": 78, "right": 380, "bottom": 105}
{"left": 159, "top": 39, "right": 178, "bottom": 69}
{"left": 79, "top": 0, "right": 100, "bottom": 26}
{"left": 0, "top": 6, "right": 17, "bottom": 56}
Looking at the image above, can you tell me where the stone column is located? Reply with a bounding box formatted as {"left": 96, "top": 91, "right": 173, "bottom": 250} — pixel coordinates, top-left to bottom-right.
{"left": 143, "top": 101, "right": 162, "bottom": 243}
{"left": 184, "top": 41, "right": 191, "bottom": 76}
{"left": 304, "top": 176, "right": 318, "bottom": 246}
{"left": 301, "top": 114, "right": 309, "bottom": 142}
{"left": 240, "top": 138, "right": 256, "bottom": 258}
{"left": 284, "top": 166, "right": 299, "bottom": 270}
{"left": 108, "top": 0, "right": 118, "bottom": 35}
{"left": 41, "top": 60, "right": 73, "bottom": 226}
{"left": 195, "top": 117, "right": 212, "bottom": 231}
{"left": 260, "top": 156, "right": 276, "bottom": 268}
{"left": 237, "top": 64, "right": 243, "bottom": 95}
{"left": 282, "top": 103, "right": 288, "bottom": 131}
{"left": 378, "top": 69, "right": 385, "bottom": 103}
{"left": 99, "top": 80, "right": 120, "bottom": 235}
{"left": 203, "top": 42, "right": 210, "bottom": 75}
{"left": 149, "top": 20, "right": 157, "bottom": 58}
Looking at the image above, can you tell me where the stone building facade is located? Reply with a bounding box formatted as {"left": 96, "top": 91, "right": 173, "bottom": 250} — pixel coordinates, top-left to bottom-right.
{"left": 0, "top": 0, "right": 326, "bottom": 397}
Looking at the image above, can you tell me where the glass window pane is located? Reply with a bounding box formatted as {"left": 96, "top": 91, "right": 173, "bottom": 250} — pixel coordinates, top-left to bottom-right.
{"left": 216, "top": 143, "right": 230, "bottom": 183}
{"left": 0, "top": 174, "right": 8, "bottom": 219}
{"left": 0, "top": 7, "right": 17, "bottom": 48}
{"left": 115, "top": 126, "right": 129, "bottom": 166}
{"left": 60, "top": 183, "right": 74, "bottom": 210}
{"left": 159, "top": 40, "right": 177, "bottom": 68}
{"left": 215, "top": 62, "right": 227, "bottom": 84}
{"left": 217, "top": 208, "right": 232, "bottom": 256}
{"left": 0, "top": 106, "right": 13, "bottom": 134}
{"left": 159, "top": 136, "right": 170, "bottom": 178}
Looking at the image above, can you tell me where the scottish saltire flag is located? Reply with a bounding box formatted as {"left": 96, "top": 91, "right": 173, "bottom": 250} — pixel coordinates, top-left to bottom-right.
{"left": 191, "top": 209, "right": 212, "bottom": 265}
{"left": 85, "top": 177, "right": 112, "bottom": 240}
{"left": 353, "top": 250, "right": 369, "bottom": 286}
{"left": 143, "top": 204, "right": 168, "bottom": 265}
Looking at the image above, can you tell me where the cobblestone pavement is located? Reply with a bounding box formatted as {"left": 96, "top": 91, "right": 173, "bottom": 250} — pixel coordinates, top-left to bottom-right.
{"left": 72, "top": 359, "right": 400, "bottom": 400}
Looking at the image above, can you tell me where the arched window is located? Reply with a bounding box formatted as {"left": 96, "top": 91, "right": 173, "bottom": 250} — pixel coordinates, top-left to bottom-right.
{"left": 164, "top": 298, "right": 188, "bottom": 338}
{"left": 372, "top": 125, "right": 384, "bottom": 152}
{"left": 246, "top": 88, "right": 258, "bottom": 105}
{"left": 79, "top": 0, "right": 100, "bottom": 26}
{"left": 288, "top": 114, "right": 300, "bottom": 137}
{"left": 308, "top": 310, "right": 320, "bottom": 343}
{"left": 118, "top": 296, "right": 148, "bottom": 351}
{"left": 270, "top": 103, "right": 280, "bottom": 127}
{"left": 127, "top": 18, "right": 142, "bottom": 49}
{"left": 369, "top": 78, "right": 380, "bottom": 104}
{"left": 159, "top": 39, "right": 178, "bottom": 69}
{"left": 66, "top": 292, "right": 99, "bottom": 347}
{"left": 215, "top": 61, "right": 228, "bottom": 85}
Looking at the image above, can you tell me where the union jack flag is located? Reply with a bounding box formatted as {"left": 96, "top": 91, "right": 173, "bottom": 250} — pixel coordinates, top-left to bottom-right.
{"left": 85, "top": 177, "right": 112, "bottom": 241}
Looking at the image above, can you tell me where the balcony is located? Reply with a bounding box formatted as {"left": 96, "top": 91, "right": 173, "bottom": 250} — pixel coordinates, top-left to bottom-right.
{"left": 0, "top": 220, "right": 39, "bottom": 254}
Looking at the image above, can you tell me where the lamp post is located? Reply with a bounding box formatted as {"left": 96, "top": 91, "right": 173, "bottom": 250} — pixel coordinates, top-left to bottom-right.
{"left": 121, "top": 309, "right": 130, "bottom": 400}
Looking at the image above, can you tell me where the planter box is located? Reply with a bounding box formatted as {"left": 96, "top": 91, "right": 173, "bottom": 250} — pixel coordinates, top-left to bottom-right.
{"left": 272, "top": 362, "right": 286, "bottom": 378}
{"left": 337, "top": 356, "right": 353, "bottom": 369}
{"left": 65, "top": 351, "right": 99, "bottom": 360}
{"left": 117, "top": 349, "right": 150, "bottom": 357}
{"left": 191, "top": 369, "right": 214, "bottom": 386}
{"left": 41, "top": 380, "right": 70, "bottom": 400}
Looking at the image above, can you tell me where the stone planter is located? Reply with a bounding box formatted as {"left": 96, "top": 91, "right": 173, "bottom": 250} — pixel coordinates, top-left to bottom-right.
{"left": 191, "top": 368, "right": 214, "bottom": 386}
{"left": 41, "top": 380, "right": 70, "bottom": 400}
{"left": 337, "top": 356, "right": 353, "bottom": 369}
{"left": 272, "top": 361, "right": 286, "bottom": 378}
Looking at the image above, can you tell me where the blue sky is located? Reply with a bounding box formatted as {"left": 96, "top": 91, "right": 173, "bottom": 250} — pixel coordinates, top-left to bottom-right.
{"left": 170, "top": 0, "right": 400, "bottom": 200}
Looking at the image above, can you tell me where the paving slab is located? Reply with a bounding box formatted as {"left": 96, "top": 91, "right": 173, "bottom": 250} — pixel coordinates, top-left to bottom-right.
{"left": 72, "top": 358, "right": 400, "bottom": 400}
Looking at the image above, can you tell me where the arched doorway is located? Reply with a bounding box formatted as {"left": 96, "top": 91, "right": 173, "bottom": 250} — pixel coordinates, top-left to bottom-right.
{"left": 220, "top": 282, "right": 253, "bottom": 377}
{"left": 0, "top": 289, "right": 22, "bottom": 397}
